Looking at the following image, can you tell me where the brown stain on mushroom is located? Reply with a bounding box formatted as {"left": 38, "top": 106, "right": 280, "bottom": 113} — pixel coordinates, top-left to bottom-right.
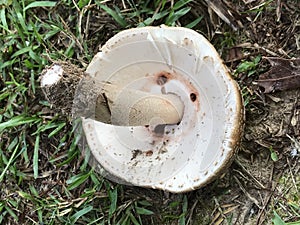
{"left": 156, "top": 74, "right": 168, "bottom": 85}
{"left": 193, "top": 178, "right": 200, "bottom": 182}
{"left": 203, "top": 55, "right": 214, "bottom": 62}
{"left": 145, "top": 150, "right": 153, "bottom": 156}
{"left": 183, "top": 37, "right": 193, "bottom": 46}
{"left": 155, "top": 71, "right": 172, "bottom": 85}
{"left": 153, "top": 70, "right": 200, "bottom": 111}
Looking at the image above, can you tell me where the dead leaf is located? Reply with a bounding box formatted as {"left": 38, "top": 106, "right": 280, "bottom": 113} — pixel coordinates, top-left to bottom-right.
{"left": 226, "top": 47, "right": 244, "bottom": 62}
{"left": 256, "top": 57, "right": 300, "bottom": 93}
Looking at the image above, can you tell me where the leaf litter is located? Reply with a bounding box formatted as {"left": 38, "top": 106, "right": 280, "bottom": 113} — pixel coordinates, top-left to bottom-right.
{"left": 257, "top": 57, "right": 300, "bottom": 93}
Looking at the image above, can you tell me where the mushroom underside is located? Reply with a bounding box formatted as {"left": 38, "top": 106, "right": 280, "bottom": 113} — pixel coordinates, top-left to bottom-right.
{"left": 40, "top": 26, "right": 244, "bottom": 193}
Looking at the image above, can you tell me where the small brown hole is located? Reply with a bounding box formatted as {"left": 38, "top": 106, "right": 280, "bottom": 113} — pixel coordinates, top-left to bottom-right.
{"left": 190, "top": 93, "right": 197, "bottom": 102}
{"left": 157, "top": 75, "right": 168, "bottom": 85}
{"left": 145, "top": 150, "right": 153, "bottom": 156}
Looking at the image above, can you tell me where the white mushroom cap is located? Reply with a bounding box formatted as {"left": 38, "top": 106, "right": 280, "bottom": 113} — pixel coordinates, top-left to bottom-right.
{"left": 78, "top": 26, "right": 244, "bottom": 193}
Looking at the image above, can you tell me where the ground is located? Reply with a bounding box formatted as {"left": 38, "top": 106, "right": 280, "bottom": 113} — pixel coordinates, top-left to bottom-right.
{"left": 0, "top": 0, "right": 300, "bottom": 225}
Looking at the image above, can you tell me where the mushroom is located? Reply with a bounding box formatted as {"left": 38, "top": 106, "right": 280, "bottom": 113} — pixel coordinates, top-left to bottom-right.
{"left": 40, "top": 26, "right": 244, "bottom": 193}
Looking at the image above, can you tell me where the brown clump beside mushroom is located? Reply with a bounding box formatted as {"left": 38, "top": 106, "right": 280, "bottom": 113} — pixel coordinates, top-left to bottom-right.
{"left": 40, "top": 61, "right": 112, "bottom": 123}
{"left": 40, "top": 61, "right": 85, "bottom": 117}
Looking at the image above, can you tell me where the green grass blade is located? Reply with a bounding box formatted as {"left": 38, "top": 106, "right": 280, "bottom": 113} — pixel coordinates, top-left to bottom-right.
{"left": 166, "top": 7, "right": 191, "bottom": 26}
{"left": 173, "top": 0, "right": 193, "bottom": 10}
{"left": 16, "top": 11, "right": 28, "bottom": 33}
{"left": 137, "top": 200, "right": 152, "bottom": 207}
{"left": 77, "top": 0, "right": 90, "bottom": 9}
{"left": 67, "top": 172, "right": 91, "bottom": 190}
{"left": 21, "top": 131, "right": 29, "bottom": 163}
{"left": 0, "top": 115, "right": 40, "bottom": 133}
{"left": 37, "top": 208, "right": 43, "bottom": 224}
{"left": 185, "top": 16, "right": 203, "bottom": 28}
{"left": 4, "top": 205, "right": 18, "bottom": 221}
{"left": 32, "top": 120, "right": 61, "bottom": 135}
{"left": 48, "top": 122, "right": 66, "bottom": 137}
{"left": 286, "top": 221, "right": 300, "bottom": 225}
{"left": 23, "top": 1, "right": 57, "bottom": 12}
{"left": 43, "top": 24, "right": 61, "bottom": 40}
{"left": 33, "top": 134, "right": 40, "bottom": 179}
{"left": 135, "top": 206, "right": 154, "bottom": 215}
{"left": 138, "top": 11, "right": 169, "bottom": 26}
{"left": 17, "top": 191, "right": 33, "bottom": 201}
{"left": 0, "top": 91, "right": 10, "bottom": 101}
{"left": 70, "top": 206, "right": 93, "bottom": 224}
{"left": 30, "top": 71, "right": 36, "bottom": 94}
{"left": 0, "top": 59, "right": 16, "bottom": 70}
{"left": 272, "top": 211, "right": 286, "bottom": 225}
{"left": 129, "top": 213, "right": 140, "bottom": 225}
{"left": 0, "top": 138, "right": 19, "bottom": 182}
{"left": 10, "top": 46, "right": 32, "bottom": 59}
{"left": 98, "top": 4, "right": 127, "bottom": 27}
{"left": 179, "top": 195, "right": 188, "bottom": 225}
{"left": 29, "top": 49, "right": 43, "bottom": 64}
{"left": 159, "top": 0, "right": 168, "bottom": 11}
{"left": 108, "top": 188, "right": 118, "bottom": 218}
{"left": 0, "top": 8, "right": 8, "bottom": 30}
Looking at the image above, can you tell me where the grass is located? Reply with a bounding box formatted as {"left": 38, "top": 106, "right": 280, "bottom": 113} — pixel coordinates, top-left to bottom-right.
{"left": 1, "top": 0, "right": 299, "bottom": 224}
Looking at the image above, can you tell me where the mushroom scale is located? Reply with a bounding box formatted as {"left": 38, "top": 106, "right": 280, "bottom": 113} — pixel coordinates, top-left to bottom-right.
{"left": 74, "top": 26, "right": 244, "bottom": 193}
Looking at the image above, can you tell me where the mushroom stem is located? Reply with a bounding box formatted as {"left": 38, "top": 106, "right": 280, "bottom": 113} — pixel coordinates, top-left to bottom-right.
{"left": 40, "top": 62, "right": 184, "bottom": 126}
{"left": 100, "top": 82, "right": 184, "bottom": 126}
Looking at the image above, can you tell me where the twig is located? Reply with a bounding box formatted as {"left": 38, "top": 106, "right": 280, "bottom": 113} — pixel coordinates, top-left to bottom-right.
{"left": 234, "top": 158, "right": 267, "bottom": 189}
{"left": 59, "top": 15, "right": 84, "bottom": 53}
{"left": 205, "top": 0, "right": 241, "bottom": 30}
{"left": 121, "top": 0, "right": 126, "bottom": 9}
{"left": 186, "top": 199, "right": 198, "bottom": 225}
{"left": 287, "top": 158, "right": 298, "bottom": 193}
{"left": 256, "top": 164, "right": 276, "bottom": 225}
{"left": 83, "top": 1, "right": 94, "bottom": 40}
{"left": 210, "top": 196, "right": 226, "bottom": 225}
{"left": 71, "top": 0, "right": 80, "bottom": 12}
{"left": 276, "top": 0, "right": 282, "bottom": 22}
{"left": 234, "top": 175, "right": 262, "bottom": 209}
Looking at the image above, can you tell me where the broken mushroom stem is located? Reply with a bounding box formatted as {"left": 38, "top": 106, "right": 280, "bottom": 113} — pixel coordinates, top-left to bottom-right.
{"left": 40, "top": 62, "right": 184, "bottom": 126}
